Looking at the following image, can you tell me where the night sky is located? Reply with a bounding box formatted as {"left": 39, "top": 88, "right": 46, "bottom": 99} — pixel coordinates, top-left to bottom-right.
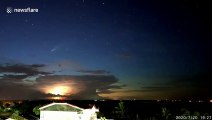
{"left": 0, "top": 0, "right": 211, "bottom": 100}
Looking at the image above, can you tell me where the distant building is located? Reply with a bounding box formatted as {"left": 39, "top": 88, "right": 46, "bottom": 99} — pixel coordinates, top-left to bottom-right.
{"left": 39, "top": 102, "right": 99, "bottom": 120}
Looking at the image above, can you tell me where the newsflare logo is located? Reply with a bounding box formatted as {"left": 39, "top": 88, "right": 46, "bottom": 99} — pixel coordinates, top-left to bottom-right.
{"left": 6, "top": 7, "right": 39, "bottom": 13}
{"left": 6, "top": 7, "right": 13, "bottom": 13}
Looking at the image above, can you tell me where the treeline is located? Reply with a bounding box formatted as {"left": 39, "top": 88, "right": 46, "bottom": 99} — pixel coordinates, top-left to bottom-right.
{"left": 0, "top": 100, "right": 211, "bottom": 120}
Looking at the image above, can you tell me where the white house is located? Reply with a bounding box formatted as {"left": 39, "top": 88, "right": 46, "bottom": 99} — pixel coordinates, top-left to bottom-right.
{"left": 39, "top": 102, "right": 99, "bottom": 120}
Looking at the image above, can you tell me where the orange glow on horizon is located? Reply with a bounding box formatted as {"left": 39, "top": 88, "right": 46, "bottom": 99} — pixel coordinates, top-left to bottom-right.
{"left": 39, "top": 82, "right": 83, "bottom": 97}
{"left": 48, "top": 86, "right": 71, "bottom": 95}
{"left": 47, "top": 96, "right": 67, "bottom": 100}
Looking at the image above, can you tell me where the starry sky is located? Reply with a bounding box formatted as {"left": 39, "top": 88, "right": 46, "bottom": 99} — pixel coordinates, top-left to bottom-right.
{"left": 0, "top": 0, "right": 211, "bottom": 100}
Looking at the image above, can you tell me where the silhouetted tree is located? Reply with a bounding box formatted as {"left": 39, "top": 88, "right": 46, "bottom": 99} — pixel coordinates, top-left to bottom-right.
{"left": 114, "top": 101, "right": 127, "bottom": 118}
{"left": 181, "top": 108, "right": 201, "bottom": 120}
{"left": 161, "top": 107, "right": 171, "bottom": 120}
{"left": 33, "top": 105, "right": 42, "bottom": 116}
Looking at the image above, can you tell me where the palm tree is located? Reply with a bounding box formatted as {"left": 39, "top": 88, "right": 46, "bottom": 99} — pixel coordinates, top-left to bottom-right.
{"left": 181, "top": 108, "right": 190, "bottom": 116}
{"left": 10, "top": 113, "right": 27, "bottom": 120}
{"left": 181, "top": 108, "right": 200, "bottom": 120}
{"left": 0, "top": 104, "right": 11, "bottom": 119}
{"left": 33, "top": 105, "right": 42, "bottom": 116}
{"left": 0, "top": 106, "right": 4, "bottom": 112}
{"left": 114, "top": 101, "right": 127, "bottom": 118}
{"left": 161, "top": 107, "right": 171, "bottom": 120}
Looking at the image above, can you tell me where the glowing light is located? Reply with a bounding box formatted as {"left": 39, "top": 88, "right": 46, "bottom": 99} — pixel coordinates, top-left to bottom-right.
{"left": 47, "top": 96, "right": 67, "bottom": 100}
{"left": 49, "top": 86, "right": 70, "bottom": 95}
{"left": 37, "top": 79, "right": 85, "bottom": 99}
{"left": 210, "top": 100, "right": 212, "bottom": 103}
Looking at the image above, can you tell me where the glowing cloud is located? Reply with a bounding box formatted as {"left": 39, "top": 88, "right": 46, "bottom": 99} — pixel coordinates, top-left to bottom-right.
{"left": 48, "top": 86, "right": 70, "bottom": 95}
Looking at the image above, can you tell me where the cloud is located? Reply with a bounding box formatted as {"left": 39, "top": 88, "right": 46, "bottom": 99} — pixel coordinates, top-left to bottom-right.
{"left": 39, "top": 60, "right": 82, "bottom": 73}
{"left": 77, "top": 69, "right": 110, "bottom": 75}
{"left": 99, "top": 70, "right": 212, "bottom": 100}
{"left": 0, "top": 74, "right": 123, "bottom": 100}
{"left": 1, "top": 74, "right": 28, "bottom": 80}
{"left": 0, "top": 62, "right": 127, "bottom": 100}
{"left": 34, "top": 75, "right": 121, "bottom": 100}
{"left": 165, "top": 72, "right": 212, "bottom": 99}
{"left": 0, "top": 77, "right": 45, "bottom": 99}
{"left": 1, "top": 62, "right": 210, "bottom": 100}
{"left": 0, "top": 64, "right": 51, "bottom": 77}
{"left": 140, "top": 86, "right": 171, "bottom": 92}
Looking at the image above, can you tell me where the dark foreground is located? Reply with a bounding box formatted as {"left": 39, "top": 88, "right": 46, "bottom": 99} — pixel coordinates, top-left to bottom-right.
{"left": 0, "top": 100, "right": 212, "bottom": 120}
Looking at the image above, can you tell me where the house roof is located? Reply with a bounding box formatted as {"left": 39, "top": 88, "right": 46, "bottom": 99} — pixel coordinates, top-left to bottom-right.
{"left": 39, "top": 102, "right": 84, "bottom": 111}
{"left": 91, "top": 106, "right": 99, "bottom": 112}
